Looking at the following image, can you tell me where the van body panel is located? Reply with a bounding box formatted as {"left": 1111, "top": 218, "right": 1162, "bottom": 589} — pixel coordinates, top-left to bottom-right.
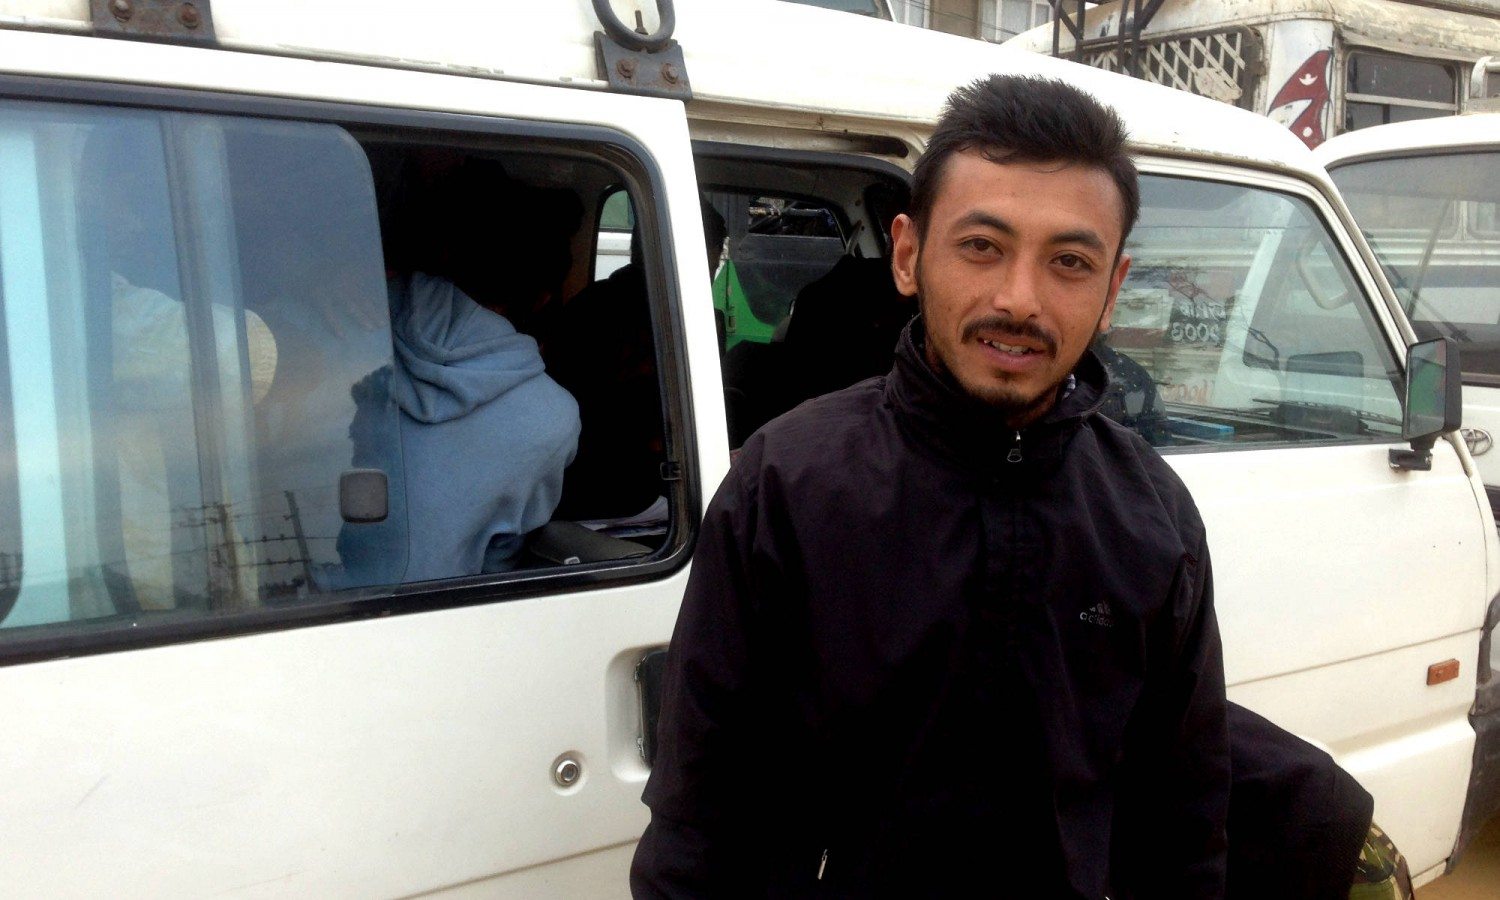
{"left": 1176, "top": 444, "right": 1486, "bottom": 683}
{"left": 0, "top": 0, "right": 1322, "bottom": 169}
{"left": 418, "top": 842, "right": 638, "bottom": 898}
{"left": 1321, "top": 114, "right": 1500, "bottom": 866}
{"left": 1230, "top": 629, "right": 1479, "bottom": 877}
{"left": 1468, "top": 391, "right": 1500, "bottom": 505}
{"left": 1, "top": 588, "right": 673, "bottom": 897}
{"left": 0, "top": 22, "right": 707, "bottom": 896}
{"left": 1315, "top": 109, "right": 1500, "bottom": 160}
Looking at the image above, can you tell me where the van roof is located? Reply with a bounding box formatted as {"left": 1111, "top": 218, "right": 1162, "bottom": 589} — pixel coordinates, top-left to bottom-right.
{"left": 1004, "top": 0, "right": 1500, "bottom": 62}
{"left": 0, "top": 0, "right": 1317, "bottom": 170}
{"left": 1315, "top": 111, "right": 1500, "bottom": 166}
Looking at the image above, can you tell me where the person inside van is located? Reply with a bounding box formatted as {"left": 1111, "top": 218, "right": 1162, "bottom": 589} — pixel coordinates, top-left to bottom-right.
{"left": 337, "top": 158, "right": 581, "bottom": 583}
{"left": 542, "top": 198, "right": 727, "bottom": 523}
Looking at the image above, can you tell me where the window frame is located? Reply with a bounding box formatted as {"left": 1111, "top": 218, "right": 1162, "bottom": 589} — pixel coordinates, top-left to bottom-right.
{"left": 0, "top": 73, "right": 701, "bottom": 666}
{"left": 1124, "top": 156, "right": 1410, "bottom": 455}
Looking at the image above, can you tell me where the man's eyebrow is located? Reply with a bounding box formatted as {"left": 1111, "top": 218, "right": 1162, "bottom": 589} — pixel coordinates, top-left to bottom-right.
{"left": 953, "top": 210, "right": 1016, "bottom": 235}
{"left": 953, "top": 212, "right": 1109, "bottom": 255}
{"left": 1051, "top": 229, "right": 1108, "bottom": 254}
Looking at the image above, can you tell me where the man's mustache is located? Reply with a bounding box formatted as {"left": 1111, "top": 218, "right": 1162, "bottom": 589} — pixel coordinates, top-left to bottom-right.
{"left": 961, "top": 315, "right": 1059, "bottom": 355}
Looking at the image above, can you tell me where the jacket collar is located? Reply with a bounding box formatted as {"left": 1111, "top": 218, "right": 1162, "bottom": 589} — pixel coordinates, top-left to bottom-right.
{"left": 884, "top": 317, "right": 1108, "bottom": 472}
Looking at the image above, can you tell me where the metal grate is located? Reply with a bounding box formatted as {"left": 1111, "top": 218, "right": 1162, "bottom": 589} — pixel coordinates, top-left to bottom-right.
{"left": 1081, "top": 28, "right": 1261, "bottom": 109}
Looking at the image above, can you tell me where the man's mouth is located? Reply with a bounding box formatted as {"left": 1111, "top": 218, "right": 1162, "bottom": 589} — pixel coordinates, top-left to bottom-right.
{"left": 962, "top": 316, "right": 1058, "bottom": 358}
{"left": 979, "top": 338, "right": 1040, "bottom": 356}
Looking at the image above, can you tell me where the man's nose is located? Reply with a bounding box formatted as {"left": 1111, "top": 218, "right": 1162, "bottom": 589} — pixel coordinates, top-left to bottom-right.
{"left": 987, "top": 260, "right": 1045, "bottom": 321}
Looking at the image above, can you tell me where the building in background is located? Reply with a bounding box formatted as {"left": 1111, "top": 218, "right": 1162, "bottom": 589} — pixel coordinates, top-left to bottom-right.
{"left": 784, "top": 0, "right": 1056, "bottom": 40}
{"left": 892, "top": 0, "right": 1055, "bottom": 39}
{"left": 781, "top": 0, "right": 894, "bottom": 18}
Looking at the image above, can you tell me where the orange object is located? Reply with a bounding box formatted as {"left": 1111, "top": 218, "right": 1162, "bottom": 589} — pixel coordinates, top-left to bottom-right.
{"left": 1427, "top": 659, "right": 1460, "bottom": 686}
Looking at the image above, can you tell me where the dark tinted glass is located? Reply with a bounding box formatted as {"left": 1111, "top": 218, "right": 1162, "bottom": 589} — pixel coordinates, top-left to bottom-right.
{"left": 1347, "top": 53, "right": 1455, "bottom": 104}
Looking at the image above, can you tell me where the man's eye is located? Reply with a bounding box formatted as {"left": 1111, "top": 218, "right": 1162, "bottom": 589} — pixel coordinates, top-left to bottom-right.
{"left": 961, "top": 238, "right": 998, "bottom": 254}
{"left": 1056, "top": 253, "right": 1093, "bottom": 271}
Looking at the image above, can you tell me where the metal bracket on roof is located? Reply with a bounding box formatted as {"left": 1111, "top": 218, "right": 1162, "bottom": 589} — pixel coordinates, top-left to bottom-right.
{"left": 90, "top": 0, "right": 215, "bottom": 45}
{"left": 592, "top": 0, "right": 692, "bottom": 101}
{"left": 1049, "top": 0, "right": 1165, "bottom": 73}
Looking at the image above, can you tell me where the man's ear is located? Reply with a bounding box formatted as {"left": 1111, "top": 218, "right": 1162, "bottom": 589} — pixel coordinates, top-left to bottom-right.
{"left": 1098, "top": 253, "right": 1131, "bottom": 333}
{"left": 890, "top": 213, "right": 921, "bottom": 298}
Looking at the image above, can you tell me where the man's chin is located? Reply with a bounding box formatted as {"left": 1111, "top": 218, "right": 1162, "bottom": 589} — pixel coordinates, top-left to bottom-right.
{"left": 958, "top": 377, "right": 1056, "bottom": 424}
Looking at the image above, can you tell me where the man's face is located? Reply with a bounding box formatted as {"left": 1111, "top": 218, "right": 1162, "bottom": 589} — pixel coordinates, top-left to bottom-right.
{"left": 891, "top": 150, "right": 1132, "bottom": 426}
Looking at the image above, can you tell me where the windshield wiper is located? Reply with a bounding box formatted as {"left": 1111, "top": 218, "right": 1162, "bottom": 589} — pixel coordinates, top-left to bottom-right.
{"left": 1249, "top": 397, "right": 1401, "bottom": 435}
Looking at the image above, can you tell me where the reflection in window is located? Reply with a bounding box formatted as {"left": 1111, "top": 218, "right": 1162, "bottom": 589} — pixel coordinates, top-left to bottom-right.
{"left": 1106, "top": 175, "right": 1401, "bottom": 448}
{"left": 0, "top": 103, "right": 401, "bottom": 630}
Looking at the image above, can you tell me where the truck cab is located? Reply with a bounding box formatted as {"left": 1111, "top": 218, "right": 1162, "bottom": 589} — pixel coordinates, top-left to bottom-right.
{"left": 1004, "top": 0, "right": 1500, "bottom": 148}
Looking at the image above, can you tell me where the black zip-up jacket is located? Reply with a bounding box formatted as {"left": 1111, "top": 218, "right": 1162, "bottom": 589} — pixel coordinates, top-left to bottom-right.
{"left": 632, "top": 320, "right": 1229, "bottom": 898}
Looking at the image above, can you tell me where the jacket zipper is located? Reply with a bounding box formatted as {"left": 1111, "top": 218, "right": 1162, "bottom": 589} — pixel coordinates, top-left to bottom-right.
{"left": 1006, "top": 430, "right": 1023, "bottom": 463}
{"left": 817, "top": 848, "right": 829, "bottom": 881}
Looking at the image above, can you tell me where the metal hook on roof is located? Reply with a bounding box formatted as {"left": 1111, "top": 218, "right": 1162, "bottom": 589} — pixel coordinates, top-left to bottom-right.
{"left": 592, "top": 0, "right": 677, "bottom": 54}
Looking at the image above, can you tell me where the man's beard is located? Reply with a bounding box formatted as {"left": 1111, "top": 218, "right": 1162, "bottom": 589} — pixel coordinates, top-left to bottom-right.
{"left": 914, "top": 261, "right": 1066, "bottom": 424}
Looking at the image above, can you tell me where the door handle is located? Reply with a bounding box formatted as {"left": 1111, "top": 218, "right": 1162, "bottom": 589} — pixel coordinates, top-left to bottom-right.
{"left": 635, "top": 647, "right": 669, "bottom": 766}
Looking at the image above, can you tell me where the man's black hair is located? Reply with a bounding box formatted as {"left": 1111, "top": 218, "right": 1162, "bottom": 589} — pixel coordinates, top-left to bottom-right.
{"left": 910, "top": 75, "right": 1140, "bottom": 253}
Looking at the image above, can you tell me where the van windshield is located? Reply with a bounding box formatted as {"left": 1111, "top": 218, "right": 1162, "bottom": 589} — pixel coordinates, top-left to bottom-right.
{"left": 1329, "top": 151, "right": 1500, "bottom": 380}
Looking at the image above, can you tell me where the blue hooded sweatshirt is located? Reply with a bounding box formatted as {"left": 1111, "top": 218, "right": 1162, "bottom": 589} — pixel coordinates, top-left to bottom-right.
{"left": 338, "top": 272, "right": 579, "bottom": 586}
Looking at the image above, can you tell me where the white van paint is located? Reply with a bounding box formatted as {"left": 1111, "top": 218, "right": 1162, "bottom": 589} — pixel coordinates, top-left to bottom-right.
{"left": 0, "top": 0, "right": 1490, "bottom": 894}
{"left": 1317, "top": 93, "right": 1500, "bottom": 860}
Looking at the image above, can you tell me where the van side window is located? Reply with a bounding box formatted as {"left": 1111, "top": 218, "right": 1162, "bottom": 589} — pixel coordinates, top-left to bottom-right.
{"left": 0, "top": 99, "right": 677, "bottom": 645}
{"left": 1103, "top": 174, "right": 1403, "bottom": 449}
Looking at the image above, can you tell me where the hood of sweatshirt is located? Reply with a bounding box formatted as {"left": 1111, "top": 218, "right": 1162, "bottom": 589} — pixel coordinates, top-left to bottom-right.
{"left": 388, "top": 272, "right": 547, "bottom": 424}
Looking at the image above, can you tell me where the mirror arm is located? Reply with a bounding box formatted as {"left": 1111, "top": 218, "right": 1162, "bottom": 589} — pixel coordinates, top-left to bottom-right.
{"left": 1390, "top": 435, "right": 1439, "bottom": 472}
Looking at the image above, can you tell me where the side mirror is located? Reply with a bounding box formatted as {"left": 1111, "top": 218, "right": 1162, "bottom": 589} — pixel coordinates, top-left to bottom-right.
{"left": 1390, "top": 337, "right": 1462, "bottom": 471}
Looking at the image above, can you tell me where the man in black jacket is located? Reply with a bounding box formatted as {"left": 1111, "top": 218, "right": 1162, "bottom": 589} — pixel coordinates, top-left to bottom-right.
{"left": 632, "top": 75, "right": 1229, "bottom": 898}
